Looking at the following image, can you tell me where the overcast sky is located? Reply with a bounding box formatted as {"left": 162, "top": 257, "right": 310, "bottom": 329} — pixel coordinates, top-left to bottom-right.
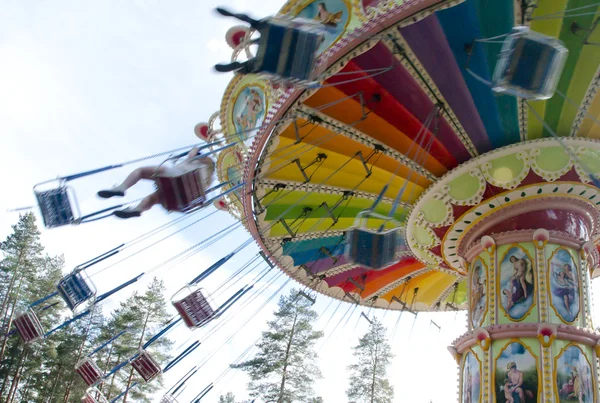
{"left": 2, "top": 1, "right": 600, "bottom": 403}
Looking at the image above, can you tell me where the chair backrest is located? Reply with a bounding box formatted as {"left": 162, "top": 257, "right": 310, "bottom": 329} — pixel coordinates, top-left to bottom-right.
{"left": 155, "top": 170, "right": 207, "bottom": 213}
{"left": 35, "top": 186, "right": 77, "bottom": 228}
{"left": 14, "top": 311, "right": 45, "bottom": 344}
{"left": 131, "top": 350, "right": 162, "bottom": 382}
{"left": 492, "top": 26, "right": 568, "bottom": 100}
{"left": 57, "top": 271, "right": 96, "bottom": 311}
{"left": 75, "top": 357, "right": 104, "bottom": 387}
{"left": 172, "top": 288, "right": 215, "bottom": 329}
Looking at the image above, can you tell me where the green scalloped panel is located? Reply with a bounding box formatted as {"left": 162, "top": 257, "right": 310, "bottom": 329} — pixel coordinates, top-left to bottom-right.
{"left": 535, "top": 146, "right": 570, "bottom": 172}
{"left": 579, "top": 148, "right": 600, "bottom": 174}
{"left": 412, "top": 222, "right": 435, "bottom": 246}
{"left": 447, "top": 172, "right": 481, "bottom": 201}
{"left": 420, "top": 198, "right": 449, "bottom": 224}
{"left": 488, "top": 153, "right": 525, "bottom": 183}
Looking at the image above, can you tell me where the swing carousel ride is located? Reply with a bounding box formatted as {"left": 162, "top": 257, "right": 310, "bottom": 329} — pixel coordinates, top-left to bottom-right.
{"left": 15, "top": 0, "right": 600, "bottom": 401}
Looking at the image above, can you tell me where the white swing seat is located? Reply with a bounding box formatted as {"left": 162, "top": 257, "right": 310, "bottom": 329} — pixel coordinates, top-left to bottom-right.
{"left": 172, "top": 288, "right": 216, "bottom": 329}
{"left": 75, "top": 357, "right": 104, "bottom": 387}
{"left": 155, "top": 169, "right": 207, "bottom": 213}
{"left": 160, "top": 395, "right": 179, "bottom": 403}
{"left": 345, "top": 211, "right": 404, "bottom": 270}
{"left": 81, "top": 388, "right": 109, "bottom": 403}
{"left": 34, "top": 181, "right": 80, "bottom": 228}
{"left": 131, "top": 349, "right": 162, "bottom": 382}
{"left": 492, "top": 26, "right": 568, "bottom": 100}
{"left": 57, "top": 270, "right": 97, "bottom": 312}
{"left": 252, "top": 17, "right": 325, "bottom": 84}
{"left": 13, "top": 310, "right": 45, "bottom": 343}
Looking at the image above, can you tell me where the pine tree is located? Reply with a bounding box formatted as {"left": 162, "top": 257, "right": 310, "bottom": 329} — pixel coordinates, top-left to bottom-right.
{"left": 219, "top": 391, "right": 236, "bottom": 403}
{"left": 232, "top": 289, "right": 324, "bottom": 403}
{"left": 346, "top": 318, "right": 394, "bottom": 403}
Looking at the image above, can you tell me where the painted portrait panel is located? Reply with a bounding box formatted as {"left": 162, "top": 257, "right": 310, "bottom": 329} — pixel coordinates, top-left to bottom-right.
{"left": 296, "top": 0, "right": 350, "bottom": 54}
{"left": 549, "top": 248, "right": 580, "bottom": 323}
{"left": 462, "top": 351, "right": 481, "bottom": 403}
{"left": 556, "top": 345, "right": 594, "bottom": 403}
{"left": 499, "top": 246, "right": 535, "bottom": 321}
{"left": 232, "top": 85, "right": 266, "bottom": 146}
{"left": 470, "top": 258, "right": 487, "bottom": 328}
{"left": 495, "top": 341, "right": 538, "bottom": 403}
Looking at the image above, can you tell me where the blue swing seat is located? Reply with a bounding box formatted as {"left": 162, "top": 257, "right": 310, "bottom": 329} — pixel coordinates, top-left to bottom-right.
{"left": 345, "top": 211, "right": 404, "bottom": 270}
{"left": 492, "top": 26, "right": 568, "bottom": 100}
{"left": 81, "top": 388, "right": 109, "bottom": 403}
{"left": 253, "top": 17, "right": 325, "bottom": 84}
{"left": 131, "top": 349, "right": 162, "bottom": 382}
{"left": 34, "top": 181, "right": 80, "bottom": 228}
{"left": 57, "top": 270, "right": 97, "bottom": 312}
{"left": 13, "top": 310, "right": 45, "bottom": 343}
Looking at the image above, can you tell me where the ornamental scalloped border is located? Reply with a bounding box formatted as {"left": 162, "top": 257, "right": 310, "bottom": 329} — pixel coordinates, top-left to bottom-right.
{"left": 407, "top": 137, "right": 600, "bottom": 269}
{"left": 440, "top": 184, "right": 600, "bottom": 271}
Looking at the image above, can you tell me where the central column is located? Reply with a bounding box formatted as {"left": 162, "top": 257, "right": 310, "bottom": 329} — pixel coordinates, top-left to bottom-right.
{"left": 452, "top": 206, "right": 599, "bottom": 403}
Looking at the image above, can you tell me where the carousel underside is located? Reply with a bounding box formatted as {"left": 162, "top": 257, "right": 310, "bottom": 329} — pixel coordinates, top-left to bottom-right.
{"left": 214, "top": 0, "right": 600, "bottom": 312}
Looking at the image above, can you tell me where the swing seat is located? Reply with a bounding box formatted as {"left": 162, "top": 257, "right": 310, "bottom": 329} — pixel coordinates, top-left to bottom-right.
{"left": 155, "top": 169, "right": 207, "bottom": 213}
{"left": 81, "top": 388, "right": 109, "bottom": 403}
{"left": 160, "top": 395, "right": 179, "bottom": 403}
{"left": 13, "top": 310, "right": 45, "bottom": 343}
{"left": 172, "top": 288, "right": 216, "bottom": 329}
{"left": 75, "top": 357, "right": 104, "bottom": 387}
{"left": 131, "top": 349, "right": 162, "bottom": 382}
{"left": 57, "top": 270, "right": 97, "bottom": 312}
{"left": 492, "top": 26, "right": 568, "bottom": 100}
{"left": 34, "top": 181, "right": 80, "bottom": 228}
{"left": 345, "top": 211, "right": 404, "bottom": 270}
{"left": 252, "top": 18, "right": 325, "bottom": 84}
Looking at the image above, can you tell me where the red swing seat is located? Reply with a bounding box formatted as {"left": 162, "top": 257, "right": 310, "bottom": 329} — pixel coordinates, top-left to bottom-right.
{"left": 75, "top": 357, "right": 104, "bottom": 386}
{"left": 172, "top": 288, "right": 216, "bottom": 329}
{"left": 13, "top": 311, "right": 45, "bottom": 343}
{"left": 81, "top": 388, "right": 109, "bottom": 403}
{"left": 155, "top": 168, "right": 208, "bottom": 213}
{"left": 131, "top": 349, "right": 162, "bottom": 382}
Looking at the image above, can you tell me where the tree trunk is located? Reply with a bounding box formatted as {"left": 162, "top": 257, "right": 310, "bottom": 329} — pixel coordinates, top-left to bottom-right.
{"left": 0, "top": 276, "right": 25, "bottom": 364}
{"left": 277, "top": 312, "right": 298, "bottom": 403}
{"left": 370, "top": 344, "right": 378, "bottom": 403}
{"left": 123, "top": 310, "right": 151, "bottom": 403}
{"left": 48, "top": 364, "right": 63, "bottom": 403}
{"left": 63, "top": 328, "right": 94, "bottom": 403}
{"left": 0, "top": 360, "right": 12, "bottom": 401}
{"left": 106, "top": 353, "right": 122, "bottom": 400}
{"left": 96, "top": 344, "right": 114, "bottom": 398}
{"left": 0, "top": 250, "right": 24, "bottom": 324}
{"left": 6, "top": 347, "right": 28, "bottom": 403}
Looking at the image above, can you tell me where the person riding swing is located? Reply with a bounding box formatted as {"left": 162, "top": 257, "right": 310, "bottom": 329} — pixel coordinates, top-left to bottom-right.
{"left": 97, "top": 146, "right": 215, "bottom": 219}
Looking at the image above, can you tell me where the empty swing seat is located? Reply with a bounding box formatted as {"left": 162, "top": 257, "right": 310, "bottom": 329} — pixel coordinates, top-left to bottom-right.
{"left": 172, "top": 288, "right": 216, "bottom": 329}
{"left": 131, "top": 350, "right": 162, "bottom": 382}
{"left": 160, "top": 395, "right": 179, "bottom": 403}
{"left": 155, "top": 169, "right": 207, "bottom": 213}
{"left": 57, "top": 271, "right": 96, "bottom": 312}
{"left": 13, "top": 311, "right": 45, "bottom": 343}
{"left": 252, "top": 18, "right": 324, "bottom": 83}
{"left": 34, "top": 182, "right": 79, "bottom": 228}
{"left": 492, "top": 26, "right": 568, "bottom": 100}
{"left": 345, "top": 212, "right": 404, "bottom": 270}
{"left": 75, "top": 357, "right": 104, "bottom": 387}
{"left": 81, "top": 388, "right": 109, "bottom": 403}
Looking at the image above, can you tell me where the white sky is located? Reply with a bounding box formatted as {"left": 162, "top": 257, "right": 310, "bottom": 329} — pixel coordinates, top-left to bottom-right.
{"left": 1, "top": 1, "right": 599, "bottom": 403}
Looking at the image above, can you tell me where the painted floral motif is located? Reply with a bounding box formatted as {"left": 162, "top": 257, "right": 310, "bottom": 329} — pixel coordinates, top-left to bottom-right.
{"left": 556, "top": 345, "right": 594, "bottom": 403}
{"left": 462, "top": 351, "right": 481, "bottom": 403}
{"left": 499, "top": 246, "right": 535, "bottom": 321}
{"left": 495, "top": 342, "right": 538, "bottom": 403}
{"left": 470, "top": 259, "right": 486, "bottom": 328}
{"left": 549, "top": 248, "right": 580, "bottom": 323}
